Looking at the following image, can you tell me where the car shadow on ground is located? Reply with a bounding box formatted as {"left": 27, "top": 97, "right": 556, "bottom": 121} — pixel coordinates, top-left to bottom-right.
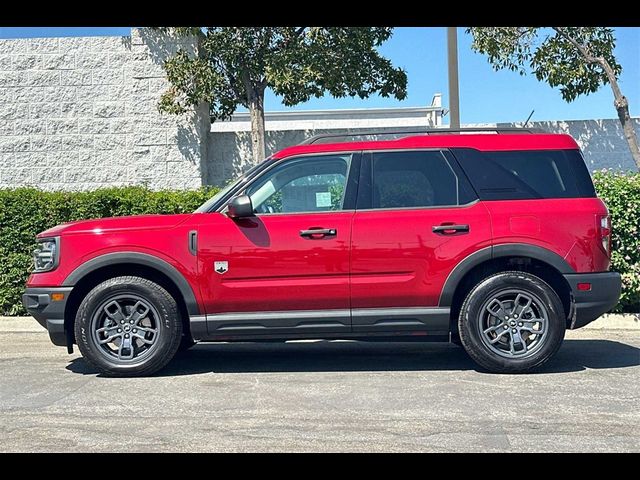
{"left": 66, "top": 338, "right": 640, "bottom": 377}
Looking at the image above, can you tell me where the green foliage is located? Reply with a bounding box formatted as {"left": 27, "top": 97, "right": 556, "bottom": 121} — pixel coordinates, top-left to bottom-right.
{"left": 329, "top": 183, "right": 345, "bottom": 210}
{"left": 156, "top": 27, "right": 408, "bottom": 119}
{"left": 0, "top": 186, "right": 217, "bottom": 316}
{"left": 593, "top": 171, "right": 640, "bottom": 312}
{"left": 1, "top": 174, "right": 638, "bottom": 315}
{"left": 467, "top": 27, "right": 621, "bottom": 102}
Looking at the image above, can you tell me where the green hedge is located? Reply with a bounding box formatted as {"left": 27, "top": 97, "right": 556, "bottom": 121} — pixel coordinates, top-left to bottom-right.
{"left": 593, "top": 171, "right": 640, "bottom": 312}
{"left": 0, "top": 186, "right": 218, "bottom": 315}
{"left": 1, "top": 173, "right": 638, "bottom": 316}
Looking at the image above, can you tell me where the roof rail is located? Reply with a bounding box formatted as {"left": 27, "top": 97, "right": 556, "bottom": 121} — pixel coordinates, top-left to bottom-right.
{"left": 298, "top": 127, "right": 546, "bottom": 145}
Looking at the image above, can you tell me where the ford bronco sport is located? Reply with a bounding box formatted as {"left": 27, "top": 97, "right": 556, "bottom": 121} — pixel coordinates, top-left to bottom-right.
{"left": 23, "top": 128, "right": 622, "bottom": 376}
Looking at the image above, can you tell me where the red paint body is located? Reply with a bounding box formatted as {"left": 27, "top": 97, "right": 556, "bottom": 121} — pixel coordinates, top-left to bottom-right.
{"left": 485, "top": 198, "right": 610, "bottom": 272}
{"left": 27, "top": 214, "right": 204, "bottom": 308}
{"left": 27, "top": 133, "right": 611, "bottom": 319}
{"left": 195, "top": 211, "right": 352, "bottom": 313}
{"left": 350, "top": 203, "right": 492, "bottom": 308}
{"left": 274, "top": 133, "right": 579, "bottom": 159}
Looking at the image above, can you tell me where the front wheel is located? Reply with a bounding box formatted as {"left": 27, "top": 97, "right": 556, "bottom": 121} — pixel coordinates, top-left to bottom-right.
{"left": 458, "top": 271, "right": 566, "bottom": 373}
{"left": 74, "top": 276, "right": 182, "bottom": 377}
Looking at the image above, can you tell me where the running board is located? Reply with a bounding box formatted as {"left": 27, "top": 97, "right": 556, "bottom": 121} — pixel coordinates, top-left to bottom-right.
{"left": 189, "top": 307, "right": 450, "bottom": 341}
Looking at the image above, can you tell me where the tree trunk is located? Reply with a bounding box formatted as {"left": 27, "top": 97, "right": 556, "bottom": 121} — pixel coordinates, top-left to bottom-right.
{"left": 614, "top": 97, "right": 640, "bottom": 171}
{"left": 599, "top": 59, "right": 640, "bottom": 171}
{"left": 247, "top": 87, "right": 266, "bottom": 164}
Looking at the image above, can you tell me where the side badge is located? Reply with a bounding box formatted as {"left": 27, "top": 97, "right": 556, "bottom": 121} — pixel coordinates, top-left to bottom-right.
{"left": 214, "top": 261, "right": 229, "bottom": 275}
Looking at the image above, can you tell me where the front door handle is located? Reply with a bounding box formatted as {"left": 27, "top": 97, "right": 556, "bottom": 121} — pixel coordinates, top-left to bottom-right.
{"left": 300, "top": 228, "right": 337, "bottom": 239}
{"left": 432, "top": 224, "right": 470, "bottom": 235}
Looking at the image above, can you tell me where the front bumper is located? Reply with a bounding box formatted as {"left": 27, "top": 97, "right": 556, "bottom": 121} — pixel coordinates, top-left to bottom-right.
{"left": 563, "top": 272, "right": 622, "bottom": 329}
{"left": 23, "top": 287, "right": 73, "bottom": 347}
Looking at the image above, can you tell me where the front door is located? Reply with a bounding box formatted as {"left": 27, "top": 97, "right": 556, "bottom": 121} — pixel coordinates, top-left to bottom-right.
{"left": 350, "top": 149, "right": 492, "bottom": 334}
{"left": 197, "top": 153, "right": 357, "bottom": 336}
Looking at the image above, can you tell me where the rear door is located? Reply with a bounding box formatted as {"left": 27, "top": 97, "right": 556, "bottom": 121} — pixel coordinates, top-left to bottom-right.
{"left": 350, "top": 149, "right": 492, "bottom": 334}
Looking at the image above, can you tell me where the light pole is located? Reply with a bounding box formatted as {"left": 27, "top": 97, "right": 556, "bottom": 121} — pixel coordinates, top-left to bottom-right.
{"left": 447, "top": 27, "right": 460, "bottom": 129}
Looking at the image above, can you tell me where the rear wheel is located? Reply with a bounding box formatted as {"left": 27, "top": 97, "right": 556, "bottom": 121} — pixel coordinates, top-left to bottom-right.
{"left": 458, "top": 271, "right": 565, "bottom": 373}
{"left": 74, "top": 276, "right": 182, "bottom": 377}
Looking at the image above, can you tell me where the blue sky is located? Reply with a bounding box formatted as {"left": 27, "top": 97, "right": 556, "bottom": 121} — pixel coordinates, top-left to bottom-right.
{"left": 0, "top": 26, "right": 638, "bottom": 124}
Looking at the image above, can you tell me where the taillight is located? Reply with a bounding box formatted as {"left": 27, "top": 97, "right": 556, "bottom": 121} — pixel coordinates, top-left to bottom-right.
{"left": 598, "top": 215, "right": 611, "bottom": 255}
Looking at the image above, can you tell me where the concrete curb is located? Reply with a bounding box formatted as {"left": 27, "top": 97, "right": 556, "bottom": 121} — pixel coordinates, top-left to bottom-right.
{"left": 2, "top": 314, "right": 639, "bottom": 332}
{"left": 0, "top": 317, "right": 45, "bottom": 332}
{"left": 580, "top": 313, "right": 640, "bottom": 330}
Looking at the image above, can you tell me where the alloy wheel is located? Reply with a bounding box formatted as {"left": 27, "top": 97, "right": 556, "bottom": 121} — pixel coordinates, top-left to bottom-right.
{"left": 90, "top": 294, "right": 161, "bottom": 363}
{"left": 477, "top": 289, "right": 549, "bottom": 359}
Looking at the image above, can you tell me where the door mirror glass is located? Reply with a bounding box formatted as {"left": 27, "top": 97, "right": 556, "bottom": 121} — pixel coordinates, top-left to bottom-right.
{"left": 227, "top": 195, "right": 254, "bottom": 219}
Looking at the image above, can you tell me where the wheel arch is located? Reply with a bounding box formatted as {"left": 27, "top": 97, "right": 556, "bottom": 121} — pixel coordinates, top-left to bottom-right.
{"left": 62, "top": 252, "right": 200, "bottom": 347}
{"left": 441, "top": 244, "right": 574, "bottom": 335}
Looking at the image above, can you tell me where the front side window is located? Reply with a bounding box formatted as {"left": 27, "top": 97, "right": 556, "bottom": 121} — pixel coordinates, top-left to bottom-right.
{"left": 371, "top": 150, "right": 474, "bottom": 209}
{"left": 246, "top": 154, "right": 351, "bottom": 214}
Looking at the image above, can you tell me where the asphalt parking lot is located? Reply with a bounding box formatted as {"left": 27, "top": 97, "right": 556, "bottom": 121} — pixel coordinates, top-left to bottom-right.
{"left": 0, "top": 317, "right": 638, "bottom": 452}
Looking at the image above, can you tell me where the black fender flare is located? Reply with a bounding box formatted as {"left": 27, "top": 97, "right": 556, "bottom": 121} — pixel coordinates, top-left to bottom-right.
{"left": 63, "top": 252, "right": 200, "bottom": 315}
{"left": 438, "top": 243, "right": 575, "bottom": 307}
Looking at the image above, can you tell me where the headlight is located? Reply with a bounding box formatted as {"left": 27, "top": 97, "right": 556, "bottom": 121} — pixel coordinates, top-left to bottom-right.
{"left": 33, "top": 237, "right": 60, "bottom": 272}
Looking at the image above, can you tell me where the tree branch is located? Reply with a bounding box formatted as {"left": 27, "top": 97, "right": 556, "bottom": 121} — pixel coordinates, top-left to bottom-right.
{"left": 552, "top": 27, "right": 623, "bottom": 100}
{"left": 278, "top": 27, "right": 307, "bottom": 51}
{"left": 552, "top": 27, "right": 599, "bottom": 63}
{"left": 552, "top": 27, "right": 639, "bottom": 168}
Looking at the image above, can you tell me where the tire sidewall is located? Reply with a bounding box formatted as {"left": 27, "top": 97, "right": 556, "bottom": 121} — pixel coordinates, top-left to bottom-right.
{"left": 459, "top": 272, "right": 566, "bottom": 373}
{"left": 75, "top": 277, "right": 180, "bottom": 375}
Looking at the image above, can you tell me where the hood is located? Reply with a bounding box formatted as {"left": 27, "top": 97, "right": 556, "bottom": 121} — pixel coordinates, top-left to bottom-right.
{"left": 37, "top": 213, "right": 194, "bottom": 238}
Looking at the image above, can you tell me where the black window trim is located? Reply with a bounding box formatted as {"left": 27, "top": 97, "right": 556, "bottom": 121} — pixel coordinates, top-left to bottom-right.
{"left": 355, "top": 148, "right": 479, "bottom": 212}
{"left": 217, "top": 151, "right": 362, "bottom": 216}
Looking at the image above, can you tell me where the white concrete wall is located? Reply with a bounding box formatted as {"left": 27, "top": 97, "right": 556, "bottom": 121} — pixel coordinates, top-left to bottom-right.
{"left": 0, "top": 28, "right": 209, "bottom": 190}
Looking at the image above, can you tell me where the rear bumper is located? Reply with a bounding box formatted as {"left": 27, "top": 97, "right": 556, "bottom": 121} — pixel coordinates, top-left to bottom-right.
{"left": 563, "top": 272, "right": 621, "bottom": 329}
{"left": 22, "top": 287, "right": 73, "bottom": 347}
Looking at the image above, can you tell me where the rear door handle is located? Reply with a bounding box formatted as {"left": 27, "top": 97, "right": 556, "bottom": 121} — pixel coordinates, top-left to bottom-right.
{"left": 432, "top": 224, "right": 469, "bottom": 235}
{"left": 300, "top": 228, "right": 337, "bottom": 239}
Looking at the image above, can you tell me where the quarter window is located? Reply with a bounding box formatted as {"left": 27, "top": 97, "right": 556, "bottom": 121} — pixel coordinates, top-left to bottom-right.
{"left": 246, "top": 154, "right": 351, "bottom": 214}
{"left": 453, "top": 148, "right": 597, "bottom": 200}
{"left": 371, "top": 150, "right": 473, "bottom": 209}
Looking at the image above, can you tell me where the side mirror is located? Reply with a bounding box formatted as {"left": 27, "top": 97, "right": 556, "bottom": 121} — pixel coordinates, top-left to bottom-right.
{"left": 227, "top": 195, "right": 254, "bottom": 219}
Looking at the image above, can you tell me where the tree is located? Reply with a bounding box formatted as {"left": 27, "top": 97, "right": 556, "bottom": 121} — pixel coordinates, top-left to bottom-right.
{"left": 157, "top": 27, "right": 407, "bottom": 163}
{"left": 467, "top": 27, "right": 640, "bottom": 170}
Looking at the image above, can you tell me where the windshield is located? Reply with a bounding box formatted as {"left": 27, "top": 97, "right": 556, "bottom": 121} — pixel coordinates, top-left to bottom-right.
{"left": 195, "top": 159, "right": 273, "bottom": 213}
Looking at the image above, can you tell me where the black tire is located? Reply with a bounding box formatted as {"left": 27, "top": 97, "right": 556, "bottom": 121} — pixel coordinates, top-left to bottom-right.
{"left": 458, "top": 271, "right": 565, "bottom": 373}
{"left": 74, "top": 276, "right": 182, "bottom": 377}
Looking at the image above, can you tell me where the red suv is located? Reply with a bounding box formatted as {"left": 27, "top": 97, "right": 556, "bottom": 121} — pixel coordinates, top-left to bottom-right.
{"left": 23, "top": 129, "right": 622, "bottom": 376}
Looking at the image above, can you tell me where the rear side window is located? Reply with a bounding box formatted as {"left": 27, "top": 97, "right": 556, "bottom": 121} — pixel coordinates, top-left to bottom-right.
{"left": 453, "top": 148, "right": 596, "bottom": 200}
{"left": 370, "top": 150, "right": 475, "bottom": 209}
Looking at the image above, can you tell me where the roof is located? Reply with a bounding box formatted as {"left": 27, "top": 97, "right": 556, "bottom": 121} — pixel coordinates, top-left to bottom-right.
{"left": 272, "top": 134, "right": 580, "bottom": 159}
